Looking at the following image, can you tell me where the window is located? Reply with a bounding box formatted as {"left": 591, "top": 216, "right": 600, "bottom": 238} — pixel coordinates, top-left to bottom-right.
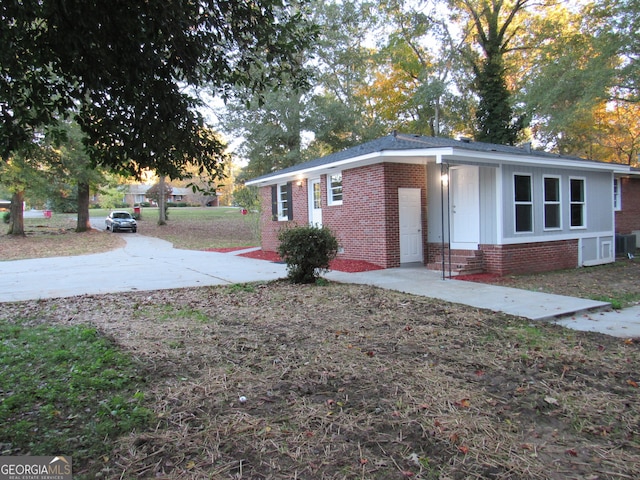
{"left": 278, "top": 184, "right": 289, "bottom": 220}
{"left": 614, "top": 177, "right": 622, "bottom": 211}
{"left": 271, "top": 183, "right": 293, "bottom": 221}
{"left": 328, "top": 173, "right": 343, "bottom": 205}
{"left": 313, "top": 181, "right": 321, "bottom": 209}
{"left": 570, "top": 178, "right": 585, "bottom": 228}
{"left": 514, "top": 174, "right": 533, "bottom": 233}
{"left": 543, "top": 176, "right": 561, "bottom": 230}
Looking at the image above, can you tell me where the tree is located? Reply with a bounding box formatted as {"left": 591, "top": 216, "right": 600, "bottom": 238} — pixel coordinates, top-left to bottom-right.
{"left": 368, "top": 0, "right": 468, "bottom": 137}
{"left": 0, "top": 145, "right": 58, "bottom": 235}
{"left": 450, "top": 0, "right": 541, "bottom": 144}
{"left": 592, "top": 0, "right": 640, "bottom": 102}
{"left": 222, "top": 83, "right": 307, "bottom": 180}
{"left": 54, "top": 122, "right": 107, "bottom": 231}
{"left": 1, "top": 0, "right": 314, "bottom": 182}
{"left": 145, "top": 179, "right": 173, "bottom": 225}
{"left": 306, "top": 0, "right": 386, "bottom": 153}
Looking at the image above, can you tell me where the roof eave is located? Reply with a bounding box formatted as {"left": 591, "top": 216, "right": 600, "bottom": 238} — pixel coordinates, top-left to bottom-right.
{"left": 246, "top": 146, "right": 632, "bottom": 187}
{"left": 245, "top": 148, "right": 445, "bottom": 186}
{"left": 440, "top": 149, "right": 632, "bottom": 172}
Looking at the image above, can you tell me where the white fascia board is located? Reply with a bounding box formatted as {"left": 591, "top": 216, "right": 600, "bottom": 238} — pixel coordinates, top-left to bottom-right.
{"left": 246, "top": 149, "right": 436, "bottom": 186}
{"left": 246, "top": 146, "right": 632, "bottom": 187}
{"left": 439, "top": 149, "right": 632, "bottom": 173}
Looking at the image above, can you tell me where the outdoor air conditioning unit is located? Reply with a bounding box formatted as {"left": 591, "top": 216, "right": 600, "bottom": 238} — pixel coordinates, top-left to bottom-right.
{"left": 615, "top": 234, "right": 636, "bottom": 257}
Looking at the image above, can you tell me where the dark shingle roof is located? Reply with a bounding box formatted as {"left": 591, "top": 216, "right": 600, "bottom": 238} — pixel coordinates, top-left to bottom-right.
{"left": 246, "top": 133, "right": 605, "bottom": 184}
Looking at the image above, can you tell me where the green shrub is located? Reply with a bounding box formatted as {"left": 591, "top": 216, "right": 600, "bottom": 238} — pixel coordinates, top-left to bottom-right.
{"left": 2, "top": 212, "right": 9, "bottom": 224}
{"left": 277, "top": 224, "right": 339, "bottom": 284}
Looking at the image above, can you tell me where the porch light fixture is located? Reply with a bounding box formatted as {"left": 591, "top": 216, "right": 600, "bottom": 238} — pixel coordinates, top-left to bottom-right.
{"left": 296, "top": 179, "right": 304, "bottom": 188}
{"left": 440, "top": 173, "right": 449, "bottom": 186}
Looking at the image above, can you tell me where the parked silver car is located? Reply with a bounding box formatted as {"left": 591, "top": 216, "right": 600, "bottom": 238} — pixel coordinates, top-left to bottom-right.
{"left": 105, "top": 211, "right": 137, "bottom": 233}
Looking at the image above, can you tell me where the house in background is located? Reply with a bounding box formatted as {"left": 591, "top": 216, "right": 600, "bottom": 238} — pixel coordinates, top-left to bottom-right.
{"left": 123, "top": 184, "right": 150, "bottom": 206}
{"left": 614, "top": 170, "right": 640, "bottom": 255}
{"left": 122, "top": 184, "right": 218, "bottom": 207}
{"left": 246, "top": 133, "right": 634, "bottom": 276}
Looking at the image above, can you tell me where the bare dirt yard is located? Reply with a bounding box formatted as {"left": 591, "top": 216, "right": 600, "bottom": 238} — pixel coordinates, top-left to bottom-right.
{"left": 1, "top": 210, "right": 639, "bottom": 479}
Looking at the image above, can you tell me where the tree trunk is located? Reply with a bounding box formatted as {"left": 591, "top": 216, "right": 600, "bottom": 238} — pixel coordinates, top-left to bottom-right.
{"left": 76, "top": 181, "right": 92, "bottom": 232}
{"left": 8, "top": 191, "right": 25, "bottom": 236}
{"left": 158, "top": 175, "right": 167, "bottom": 225}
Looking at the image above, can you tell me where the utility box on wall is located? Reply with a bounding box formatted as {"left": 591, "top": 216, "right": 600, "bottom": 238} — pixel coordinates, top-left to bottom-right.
{"left": 615, "top": 234, "right": 637, "bottom": 256}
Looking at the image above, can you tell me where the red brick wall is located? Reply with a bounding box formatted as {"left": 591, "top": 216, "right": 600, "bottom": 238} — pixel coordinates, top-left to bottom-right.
{"left": 480, "top": 240, "right": 579, "bottom": 276}
{"left": 259, "top": 180, "right": 310, "bottom": 252}
{"left": 616, "top": 177, "right": 640, "bottom": 234}
{"left": 258, "top": 163, "right": 427, "bottom": 268}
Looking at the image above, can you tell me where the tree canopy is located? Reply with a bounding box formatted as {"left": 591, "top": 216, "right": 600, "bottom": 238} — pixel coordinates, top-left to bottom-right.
{"left": 0, "top": 0, "right": 314, "bottom": 180}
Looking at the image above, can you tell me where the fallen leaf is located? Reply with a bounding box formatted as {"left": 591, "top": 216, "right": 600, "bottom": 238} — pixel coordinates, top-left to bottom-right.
{"left": 186, "top": 461, "right": 196, "bottom": 470}
{"left": 454, "top": 398, "right": 470, "bottom": 408}
{"left": 359, "top": 458, "right": 368, "bottom": 465}
{"left": 627, "top": 379, "right": 638, "bottom": 388}
{"left": 458, "top": 445, "right": 469, "bottom": 454}
{"left": 544, "top": 396, "right": 559, "bottom": 405}
{"left": 565, "top": 448, "right": 578, "bottom": 457}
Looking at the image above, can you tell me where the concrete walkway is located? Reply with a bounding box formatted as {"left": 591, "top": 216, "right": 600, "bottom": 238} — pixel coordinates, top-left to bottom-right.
{"left": 1, "top": 234, "right": 639, "bottom": 338}
{"left": 325, "top": 268, "right": 640, "bottom": 338}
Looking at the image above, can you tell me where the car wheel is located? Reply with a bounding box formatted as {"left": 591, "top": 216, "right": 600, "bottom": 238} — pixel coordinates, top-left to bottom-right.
{"left": 132, "top": 228, "right": 137, "bottom": 233}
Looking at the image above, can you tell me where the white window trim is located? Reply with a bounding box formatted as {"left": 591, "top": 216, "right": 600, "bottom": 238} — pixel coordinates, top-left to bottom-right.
{"left": 543, "top": 175, "right": 562, "bottom": 231}
{"left": 513, "top": 173, "right": 533, "bottom": 234}
{"left": 328, "top": 172, "right": 343, "bottom": 206}
{"left": 277, "top": 183, "right": 289, "bottom": 221}
{"left": 614, "top": 177, "right": 622, "bottom": 211}
{"left": 569, "top": 176, "right": 587, "bottom": 229}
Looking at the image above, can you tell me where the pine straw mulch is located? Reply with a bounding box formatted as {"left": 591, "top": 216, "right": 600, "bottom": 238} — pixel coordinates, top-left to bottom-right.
{"left": 2, "top": 282, "right": 639, "bottom": 479}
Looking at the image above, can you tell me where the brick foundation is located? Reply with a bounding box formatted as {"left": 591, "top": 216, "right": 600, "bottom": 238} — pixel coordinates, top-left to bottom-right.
{"left": 479, "top": 240, "right": 579, "bottom": 276}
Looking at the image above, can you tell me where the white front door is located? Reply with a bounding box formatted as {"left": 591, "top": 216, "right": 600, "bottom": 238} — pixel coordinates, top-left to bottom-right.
{"left": 450, "top": 166, "right": 480, "bottom": 249}
{"left": 308, "top": 178, "right": 322, "bottom": 226}
{"left": 399, "top": 188, "right": 423, "bottom": 264}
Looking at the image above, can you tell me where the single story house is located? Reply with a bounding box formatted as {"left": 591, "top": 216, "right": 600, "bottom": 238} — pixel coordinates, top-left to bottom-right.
{"left": 246, "top": 133, "right": 634, "bottom": 276}
{"left": 122, "top": 185, "right": 218, "bottom": 207}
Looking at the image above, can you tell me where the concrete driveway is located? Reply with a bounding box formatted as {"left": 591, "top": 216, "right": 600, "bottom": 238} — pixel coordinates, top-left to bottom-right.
{"left": 0, "top": 234, "right": 287, "bottom": 302}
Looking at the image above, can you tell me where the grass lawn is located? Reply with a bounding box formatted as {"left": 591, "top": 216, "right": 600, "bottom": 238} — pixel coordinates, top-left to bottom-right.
{"left": 0, "top": 206, "right": 259, "bottom": 260}
{"left": 1, "top": 206, "right": 639, "bottom": 479}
